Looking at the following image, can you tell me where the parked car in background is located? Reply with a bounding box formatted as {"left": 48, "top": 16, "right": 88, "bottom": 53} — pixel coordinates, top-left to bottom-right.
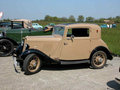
{"left": 44, "top": 23, "right": 55, "bottom": 32}
{"left": 112, "top": 24, "right": 117, "bottom": 28}
{"left": 0, "top": 22, "right": 11, "bottom": 28}
{"left": 0, "top": 31, "right": 18, "bottom": 57}
{"left": 32, "top": 23, "right": 43, "bottom": 29}
{"left": 12, "top": 23, "right": 23, "bottom": 29}
{"left": 100, "top": 24, "right": 117, "bottom": 28}
{"left": 100, "top": 24, "right": 108, "bottom": 28}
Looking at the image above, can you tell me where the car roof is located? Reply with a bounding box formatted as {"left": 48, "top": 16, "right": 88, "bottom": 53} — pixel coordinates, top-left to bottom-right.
{"left": 56, "top": 23, "right": 100, "bottom": 29}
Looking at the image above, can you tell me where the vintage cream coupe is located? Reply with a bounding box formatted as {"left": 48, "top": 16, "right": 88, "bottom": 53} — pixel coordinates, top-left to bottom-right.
{"left": 13, "top": 23, "right": 113, "bottom": 75}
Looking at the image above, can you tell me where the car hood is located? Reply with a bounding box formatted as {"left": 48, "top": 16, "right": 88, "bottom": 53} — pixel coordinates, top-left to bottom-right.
{"left": 25, "top": 35, "right": 62, "bottom": 41}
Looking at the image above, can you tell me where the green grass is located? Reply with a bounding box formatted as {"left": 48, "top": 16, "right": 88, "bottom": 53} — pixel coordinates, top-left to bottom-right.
{"left": 101, "top": 24, "right": 120, "bottom": 55}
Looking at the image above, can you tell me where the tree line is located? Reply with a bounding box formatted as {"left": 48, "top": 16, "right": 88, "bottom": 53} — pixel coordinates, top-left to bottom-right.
{"left": 39, "top": 15, "right": 120, "bottom": 23}
{"left": 1, "top": 15, "right": 120, "bottom": 23}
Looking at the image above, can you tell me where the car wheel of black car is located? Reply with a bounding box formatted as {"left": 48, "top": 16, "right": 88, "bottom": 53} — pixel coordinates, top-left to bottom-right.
{"left": 90, "top": 51, "right": 107, "bottom": 69}
{"left": 23, "top": 54, "right": 42, "bottom": 75}
{"left": 0, "top": 39, "right": 14, "bottom": 57}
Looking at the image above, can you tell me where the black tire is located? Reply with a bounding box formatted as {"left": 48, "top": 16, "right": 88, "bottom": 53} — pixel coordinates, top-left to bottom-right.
{"left": 90, "top": 51, "right": 107, "bottom": 69}
{"left": 23, "top": 54, "right": 42, "bottom": 75}
{"left": 0, "top": 39, "right": 14, "bottom": 57}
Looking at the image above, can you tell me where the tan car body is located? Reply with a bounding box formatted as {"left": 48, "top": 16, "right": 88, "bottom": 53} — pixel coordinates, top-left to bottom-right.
{"left": 23, "top": 23, "right": 109, "bottom": 61}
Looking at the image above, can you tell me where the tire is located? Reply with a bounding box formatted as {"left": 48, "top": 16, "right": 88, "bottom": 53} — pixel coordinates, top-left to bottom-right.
{"left": 90, "top": 51, "right": 107, "bottom": 69}
{"left": 23, "top": 54, "right": 42, "bottom": 75}
{"left": 0, "top": 39, "right": 14, "bottom": 57}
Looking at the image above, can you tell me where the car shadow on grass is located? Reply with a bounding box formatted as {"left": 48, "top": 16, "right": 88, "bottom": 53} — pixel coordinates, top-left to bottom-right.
{"left": 42, "top": 63, "right": 90, "bottom": 71}
{"left": 107, "top": 80, "right": 120, "bottom": 90}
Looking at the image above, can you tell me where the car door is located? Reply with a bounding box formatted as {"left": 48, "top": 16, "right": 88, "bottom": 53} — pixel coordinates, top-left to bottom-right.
{"left": 60, "top": 27, "right": 91, "bottom": 60}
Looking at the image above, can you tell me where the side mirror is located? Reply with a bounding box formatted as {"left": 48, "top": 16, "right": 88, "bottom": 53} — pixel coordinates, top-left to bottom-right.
{"left": 67, "top": 35, "right": 74, "bottom": 41}
{"left": 71, "top": 35, "right": 74, "bottom": 39}
{"left": 71, "top": 35, "right": 74, "bottom": 42}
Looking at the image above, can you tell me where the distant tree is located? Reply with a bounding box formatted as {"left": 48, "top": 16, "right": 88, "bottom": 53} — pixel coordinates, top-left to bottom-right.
{"left": 98, "top": 18, "right": 105, "bottom": 23}
{"left": 44, "top": 15, "right": 52, "bottom": 21}
{"left": 2, "top": 18, "right": 11, "bottom": 22}
{"left": 61, "top": 17, "right": 68, "bottom": 22}
{"left": 34, "top": 19, "right": 39, "bottom": 22}
{"left": 52, "top": 16, "right": 58, "bottom": 21}
{"left": 69, "top": 15, "right": 75, "bottom": 22}
{"left": 116, "top": 16, "right": 120, "bottom": 19}
{"left": 114, "top": 16, "right": 120, "bottom": 23}
{"left": 107, "top": 17, "right": 113, "bottom": 20}
{"left": 77, "top": 15, "right": 84, "bottom": 22}
{"left": 86, "top": 17, "right": 94, "bottom": 22}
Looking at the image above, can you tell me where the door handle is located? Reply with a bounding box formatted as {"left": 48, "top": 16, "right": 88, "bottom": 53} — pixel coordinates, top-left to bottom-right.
{"left": 64, "top": 42, "right": 68, "bottom": 45}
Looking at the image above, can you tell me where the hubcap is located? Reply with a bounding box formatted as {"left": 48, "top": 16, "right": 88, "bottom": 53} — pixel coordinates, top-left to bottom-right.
{"left": 28, "top": 56, "right": 40, "bottom": 72}
{"left": 93, "top": 53, "right": 105, "bottom": 67}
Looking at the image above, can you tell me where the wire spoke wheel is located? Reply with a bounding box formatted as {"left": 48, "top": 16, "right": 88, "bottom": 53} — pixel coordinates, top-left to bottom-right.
{"left": 91, "top": 51, "right": 107, "bottom": 69}
{"left": 28, "top": 56, "right": 40, "bottom": 72}
{"left": 23, "top": 54, "right": 42, "bottom": 75}
{"left": 93, "top": 53, "right": 105, "bottom": 67}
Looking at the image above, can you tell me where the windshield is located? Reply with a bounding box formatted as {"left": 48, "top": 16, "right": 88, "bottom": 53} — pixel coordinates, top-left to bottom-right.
{"left": 52, "top": 26, "right": 64, "bottom": 36}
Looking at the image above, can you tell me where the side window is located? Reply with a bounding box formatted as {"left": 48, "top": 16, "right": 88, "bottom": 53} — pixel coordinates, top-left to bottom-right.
{"left": 67, "top": 28, "right": 89, "bottom": 37}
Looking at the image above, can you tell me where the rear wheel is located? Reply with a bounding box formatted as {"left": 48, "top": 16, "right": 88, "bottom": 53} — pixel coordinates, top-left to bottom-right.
{"left": 0, "top": 39, "right": 14, "bottom": 57}
{"left": 90, "top": 51, "right": 107, "bottom": 69}
{"left": 23, "top": 54, "right": 42, "bottom": 75}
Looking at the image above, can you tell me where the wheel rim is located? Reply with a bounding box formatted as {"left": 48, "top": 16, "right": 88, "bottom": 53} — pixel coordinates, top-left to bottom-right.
{"left": 93, "top": 52, "right": 106, "bottom": 67}
{"left": 28, "top": 56, "right": 40, "bottom": 72}
{"left": 0, "top": 41, "right": 12, "bottom": 55}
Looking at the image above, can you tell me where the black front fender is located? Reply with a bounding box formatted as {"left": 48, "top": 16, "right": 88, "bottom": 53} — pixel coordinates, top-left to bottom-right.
{"left": 20, "top": 49, "right": 47, "bottom": 59}
{"left": 19, "top": 49, "right": 58, "bottom": 64}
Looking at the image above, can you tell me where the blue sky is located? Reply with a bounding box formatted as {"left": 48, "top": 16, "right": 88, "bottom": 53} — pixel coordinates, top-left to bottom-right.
{"left": 0, "top": 0, "right": 120, "bottom": 20}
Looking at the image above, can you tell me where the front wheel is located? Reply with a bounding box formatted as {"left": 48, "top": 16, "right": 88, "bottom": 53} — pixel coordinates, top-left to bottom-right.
{"left": 90, "top": 51, "right": 107, "bottom": 69}
{"left": 23, "top": 54, "right": 42, "bottom": 75}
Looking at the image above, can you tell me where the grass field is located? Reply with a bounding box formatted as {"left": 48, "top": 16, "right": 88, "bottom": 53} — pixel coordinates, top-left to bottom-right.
{"left": 0, "top": 23, "right": 120, "bottom": 55}
{"left": 101, "top": 24, "right": 120, "bottom": 55}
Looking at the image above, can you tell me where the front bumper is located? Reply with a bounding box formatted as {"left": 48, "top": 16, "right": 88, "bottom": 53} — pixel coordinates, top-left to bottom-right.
{"left": 12, "top": 44, "right": 25, "bottom": 73}
{"left": 13, "top": 55, "right": 21, "bottom": 73}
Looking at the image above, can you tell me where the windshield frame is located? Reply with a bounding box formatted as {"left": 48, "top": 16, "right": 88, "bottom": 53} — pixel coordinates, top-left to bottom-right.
{"left": 52, "top": 26, "right": 65, "bottom": 36}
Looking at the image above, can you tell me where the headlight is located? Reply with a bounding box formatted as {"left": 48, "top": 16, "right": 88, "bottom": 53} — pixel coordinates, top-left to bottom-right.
{"left": 15, "top": 44, "right": 23, "bottom": 56}
{"left": 25, "top": 44, "right": 29, "bottom": 50}
{"left": 21, "top": 39, "right": 25, "bottom": 46}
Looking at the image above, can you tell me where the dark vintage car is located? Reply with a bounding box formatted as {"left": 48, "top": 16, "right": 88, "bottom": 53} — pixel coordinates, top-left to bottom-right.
{"left": 0, "top": 32, "right": 18, "bottom": 57}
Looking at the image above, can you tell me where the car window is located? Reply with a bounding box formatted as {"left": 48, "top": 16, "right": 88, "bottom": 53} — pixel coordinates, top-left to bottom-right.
{"left": 67, "top": 28, "right": 89, "bottom": 37}
{"left": 53, "top": 26, "right": 65, "bottom": 36}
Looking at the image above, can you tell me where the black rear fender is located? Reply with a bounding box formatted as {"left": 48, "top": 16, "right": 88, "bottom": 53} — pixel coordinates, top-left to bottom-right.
{"left": 90, "top": 46, "right": 113, "bottom": 60}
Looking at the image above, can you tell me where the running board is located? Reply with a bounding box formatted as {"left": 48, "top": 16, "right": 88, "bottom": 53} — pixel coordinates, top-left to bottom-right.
{"left": 60, "top": 60, "right": 90, "bottom": 65}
